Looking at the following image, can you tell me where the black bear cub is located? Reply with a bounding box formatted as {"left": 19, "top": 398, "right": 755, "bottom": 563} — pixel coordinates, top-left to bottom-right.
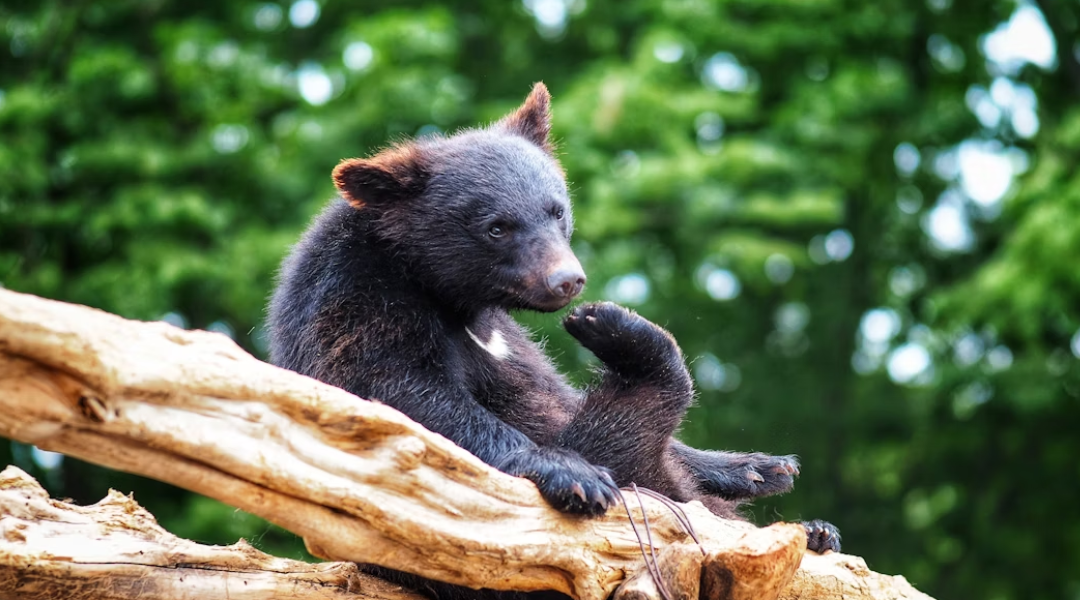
{"left": 269, "top": 83, "right": 839, "bottom": 597}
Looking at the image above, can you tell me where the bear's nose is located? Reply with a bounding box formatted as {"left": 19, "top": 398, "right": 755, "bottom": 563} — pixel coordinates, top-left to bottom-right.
{"left": 547, "top": 268, "right": 586, "bottom": 298}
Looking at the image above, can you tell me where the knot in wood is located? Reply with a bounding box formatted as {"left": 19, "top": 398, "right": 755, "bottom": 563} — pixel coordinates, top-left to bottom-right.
{"left": 392, "top": 436, "right": 427, "bottom": 471}
{"left": 77, "top": 394, "right": 110, "bottom": 423}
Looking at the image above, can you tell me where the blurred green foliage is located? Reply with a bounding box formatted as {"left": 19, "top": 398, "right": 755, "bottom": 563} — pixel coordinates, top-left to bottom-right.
{"left": 2, "top": 1, "right": 1079, "bottom": 598}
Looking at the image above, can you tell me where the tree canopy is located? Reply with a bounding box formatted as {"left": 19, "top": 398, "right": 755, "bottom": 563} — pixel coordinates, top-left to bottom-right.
{"left": 2, "top": 1, "right": 1078, "bottom": 599}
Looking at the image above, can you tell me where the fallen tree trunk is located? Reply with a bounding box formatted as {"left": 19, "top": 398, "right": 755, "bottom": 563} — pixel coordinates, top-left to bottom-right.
{"left": 0, "top": 465, "right": 422, "bottom": 600}
{"left": 0, "top": 289, "right": 932, "bottom": 600}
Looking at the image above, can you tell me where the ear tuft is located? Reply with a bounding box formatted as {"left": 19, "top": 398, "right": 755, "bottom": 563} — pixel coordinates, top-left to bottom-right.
{"left": 498, "top": 82, "right": 553, "bottom": 153}
{"left": 332, "top": 144, "right": 428, "bottom": 208}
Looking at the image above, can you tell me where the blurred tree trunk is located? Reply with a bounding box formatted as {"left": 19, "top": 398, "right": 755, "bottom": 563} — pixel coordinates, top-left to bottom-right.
{"left": 0, "top": 289, "right": 931, "bottom": 600}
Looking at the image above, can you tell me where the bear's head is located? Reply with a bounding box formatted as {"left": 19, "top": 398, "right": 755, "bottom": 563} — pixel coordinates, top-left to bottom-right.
{"left": 332, "top": 83, "right": 585, "bottom": 314}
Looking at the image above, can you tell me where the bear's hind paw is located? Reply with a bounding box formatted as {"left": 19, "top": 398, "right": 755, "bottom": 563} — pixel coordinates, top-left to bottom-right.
{"left": 803, "top": 519, "right": 842, "bottom": 553}
{"left": 564, "top": 302, "right": 682, "bottom": 377}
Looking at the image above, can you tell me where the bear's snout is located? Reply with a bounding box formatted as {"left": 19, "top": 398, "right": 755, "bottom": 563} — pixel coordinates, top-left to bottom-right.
{"left": 546, "top": 259, "right": 586, "bottom": 299}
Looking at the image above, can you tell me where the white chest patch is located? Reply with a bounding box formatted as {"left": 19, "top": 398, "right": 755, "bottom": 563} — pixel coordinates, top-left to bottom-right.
{"left": 465, "top": 327, "right": 511, "bottom": 360}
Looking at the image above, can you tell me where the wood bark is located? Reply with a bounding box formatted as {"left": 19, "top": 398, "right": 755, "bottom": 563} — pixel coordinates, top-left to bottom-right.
{"left": 0, "top": 288, "right": 933, "bottom": 600}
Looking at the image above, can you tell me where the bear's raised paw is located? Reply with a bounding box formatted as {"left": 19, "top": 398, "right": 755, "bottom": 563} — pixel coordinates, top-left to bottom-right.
{"left": 564, "top": 302, "right": 682, "bottom": 378}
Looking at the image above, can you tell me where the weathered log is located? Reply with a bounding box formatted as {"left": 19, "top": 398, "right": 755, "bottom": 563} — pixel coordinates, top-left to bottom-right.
{"left": 781, "top": 552, "right": 930, "bottom": 600}
{"left": 0, "top": 288, "right": 933, "bottom": 600}
{"left": 0, "top": 465, "right": 421, "bottom": 600}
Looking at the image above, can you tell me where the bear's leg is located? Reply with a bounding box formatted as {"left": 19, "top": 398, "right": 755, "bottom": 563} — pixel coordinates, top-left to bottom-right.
{"left": 375, "top": 379, "right": 619, "bottom": 517}
{"left": 559, "top": 302, "right": 801, "bottom": 504}
{"left": 558, "top": 303, "right": 697, "bottom": 498}
{"left": 670, "top": 435, "right": 843, "bottom": 552}
{"left": 557, "top": 302, "right": 841, "bottom": 553}
{"left": 555, "top": 382, "right": 694, "bottom": 500}
{"left": 668, "top": 440, "right": 800, "bottom": 500}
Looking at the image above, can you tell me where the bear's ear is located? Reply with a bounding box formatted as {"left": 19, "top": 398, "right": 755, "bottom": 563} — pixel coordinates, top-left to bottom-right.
{"left": 498, "top": 82, "right": 553, "bottom": 153}
{"left": 332, "top": 144, "right": 429, "bottom": 208}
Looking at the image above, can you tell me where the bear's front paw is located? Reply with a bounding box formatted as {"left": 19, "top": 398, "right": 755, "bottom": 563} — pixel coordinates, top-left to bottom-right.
{"left": 803, "top": 519, "right": 842, "bottom": 553}
{"left": 498, "top": 447, "right": 619, "bottom": 517}
{"left": 564, "top": 302, "right": 681, "bottom": 376}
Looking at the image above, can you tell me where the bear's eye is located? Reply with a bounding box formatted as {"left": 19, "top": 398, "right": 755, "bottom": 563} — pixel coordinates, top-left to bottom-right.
{"left": 488, "top": 224, "right": 507, "bottom": 239}
{"left": 553, "top": 207, "right": 565, "bottom": 220}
